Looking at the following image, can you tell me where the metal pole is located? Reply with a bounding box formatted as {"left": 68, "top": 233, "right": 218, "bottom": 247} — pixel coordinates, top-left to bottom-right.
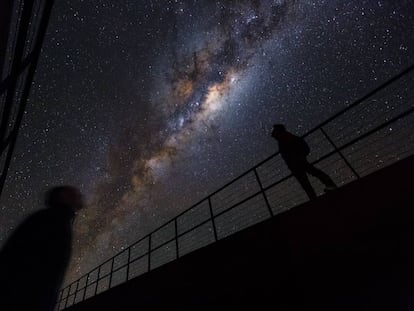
{"left": 82, "top": 274, "right": 89, "bottom": 301}
{"left": 108, "top": 259, "right": 115, "bottom": 288}
{"left": 94, "top": 266, "right": 101, "bottom": 296}
{"left": 174, "top": 218, "right": 180, "bottom": 259}
{"left": 58, "top": 289, "right": 63, "bottom": 305}
{"left": 253, "top": 168, "right": 274, "bottom": 217}
{"left": 208, "top": 197, "right": 218, "bottom": 241}
{"left": 63, "top": 285, "right": 70, "bottom": 309}
{"left": 147, "top": 234, "right": 152, "bottom": 272}
{"left": 126, "top": 247, "right": 131, "bottom": 281}
{"left": 0, "top": 0, "right": 56, "bottom": 199}
{"left": 0, "top": 0, "right": 35, "bottom": 144}
{"left": 73, "top": 280, "right": 79, "bottom": 304}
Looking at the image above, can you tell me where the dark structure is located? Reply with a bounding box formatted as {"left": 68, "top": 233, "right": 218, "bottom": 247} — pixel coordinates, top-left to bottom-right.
{"left": 271, "top": 123, "right": 337, "bottom": 199}
{"left": 0, "top": 186, "right": 83, "bottom": 311}
{"left": 57, "top": 64, "right": 414, "bottom": 310}
{"left": 64, "top": 155, "right": 414, "bottom": 311}
{"left": 0, "top": 0, "right": 55, "bottom": 198}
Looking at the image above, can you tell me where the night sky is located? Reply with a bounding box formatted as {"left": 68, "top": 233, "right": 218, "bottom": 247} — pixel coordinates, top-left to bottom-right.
{"left": 1, "top": 0, "right": 413, "bottom": 285}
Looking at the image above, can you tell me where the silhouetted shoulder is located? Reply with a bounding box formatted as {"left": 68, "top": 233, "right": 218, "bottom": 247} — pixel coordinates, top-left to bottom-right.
{"left": 0, "top": 208, "right": 73, "bottom": 310}
{"left": 1, "top": 208, "right": 72, "bottom": 256}
{"left": 0, "top": 186, "right": 83, "bottom": 310}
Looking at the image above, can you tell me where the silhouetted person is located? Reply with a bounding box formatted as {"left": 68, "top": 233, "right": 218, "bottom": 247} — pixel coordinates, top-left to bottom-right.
{"left": 0, "top": 186, "right": 84, "bottom": 311}
{"left": 271, "top": 124, "right": 337, "bottom": 199}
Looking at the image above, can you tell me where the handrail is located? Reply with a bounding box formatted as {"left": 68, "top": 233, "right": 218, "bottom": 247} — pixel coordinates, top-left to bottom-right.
{"left": 57, "top": 64, "right": 414, "bottom": 309}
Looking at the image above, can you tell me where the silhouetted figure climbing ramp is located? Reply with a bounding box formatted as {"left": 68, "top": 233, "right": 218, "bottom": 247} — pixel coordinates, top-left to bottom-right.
{"left": 271, "top": 124, "right": 337, "bottom": 199}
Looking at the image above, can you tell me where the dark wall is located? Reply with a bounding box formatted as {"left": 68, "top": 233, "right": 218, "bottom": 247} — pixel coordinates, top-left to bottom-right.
{"left": 67, "top": 156, "right": 414, "bottom": 311}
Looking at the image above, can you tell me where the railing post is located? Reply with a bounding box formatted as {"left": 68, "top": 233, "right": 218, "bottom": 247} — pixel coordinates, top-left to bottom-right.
{"left": 147, "top": 234, "right": 152, "bottom": 272}
{"left": 174, "top": 218, "right": 180, "bottom": 259}
{"left": 57, "top": 289, "right": 63, "bottom": 308}
{"left": 108, "top": 259, "right": 114, "bottom": 288}
{"left": 94, "top": 265, "right": 101, "bottom": 296}
{"left": 319, "top": 127, "right": 360, "bottom": 179}
{"left": 126, "top": 247, "right": 131, "bottom": 281}
{"left": 63, "top": 285, "right": 70, "bottom": 309}
{"left": 253, "top": 168, "right": 274, "bottom": 217}
{"left": 208, "top": 197, "right": 218, "bottom": 241}
{"left": 82, "top": 273, "right": 89, "bottom": 301}
{"left": 73, "top": 280, "right": 79, "bottom": 305}
{"left": 61, "top": 287, "right": 66, "bottom": 309}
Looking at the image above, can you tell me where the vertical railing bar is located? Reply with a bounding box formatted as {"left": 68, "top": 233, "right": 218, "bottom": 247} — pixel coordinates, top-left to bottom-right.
{"left": 208, "top": 197, "right": 218, "bottom": 242}
{"left": 63, "top": 292, "right": 68, "bottom": 309}
{"left": 56, "top": 295, "right": 60, "bottom": 310}
{"left": 174, "top": 218, "right": 180, "bottom": 259}
{"left": 126, "top": 247, "right": 131, "bottom": 281}
{"left": 64, "top": 283, "right": 70, "bottom": 309}
{"left": 108, "top": 258, "right": 115, "bottom": 288}
{"left": 73, "top": 280, "right": 79, "bottom": 305}
{"left": 59, "top": 288, "right": 64, "bottom": 303}
{"left": 320, "top": 126, "right": 361, "bottom": 179}
{"left": 253, "top": 167, "right": 274, "bottom": 217}
{"left": 94, "top": 265, "right": 101, "bottom": 296}
{"left": 82, "top": 273, "right": 89, "bottom": 301}
{"left": 147, "top": 234, "right": 152, "bottom": 272}
{"left": 66, "top": 285, "right": 71, "bottom": 299}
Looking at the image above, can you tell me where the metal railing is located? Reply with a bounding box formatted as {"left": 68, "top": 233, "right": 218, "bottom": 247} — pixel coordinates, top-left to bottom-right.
{"left": 0, "top": 0, "right": 56, "bottom": 198}
{"left": 57, "top": 64, "right": 414, "bottom": 310}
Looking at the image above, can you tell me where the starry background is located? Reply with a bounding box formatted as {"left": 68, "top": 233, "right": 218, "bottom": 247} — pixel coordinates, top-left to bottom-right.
{"left": 1, "top": 0, "right": 413, "bottom": 286}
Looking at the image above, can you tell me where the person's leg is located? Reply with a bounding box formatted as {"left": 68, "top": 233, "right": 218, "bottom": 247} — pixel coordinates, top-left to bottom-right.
{"left": 294, "top": 172, "right": 317, "bottom": 200}
{"left": 305, "top": 162, "right": 337, "bottom": 188}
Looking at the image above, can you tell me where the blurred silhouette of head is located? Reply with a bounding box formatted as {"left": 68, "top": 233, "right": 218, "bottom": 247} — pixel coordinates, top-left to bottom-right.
{"left": 45, "top": 186, "right": 84, "bottom": 212}
{"left": 271, "top": 124, "right": 286, "bottom": 139}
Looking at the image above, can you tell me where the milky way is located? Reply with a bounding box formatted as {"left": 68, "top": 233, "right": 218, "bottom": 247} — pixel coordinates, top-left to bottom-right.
{"left": 1, "top": 0, "right": 413, "bottom": 285}
{"left": 73, "top": 0, "right": 302, "bottom": 278}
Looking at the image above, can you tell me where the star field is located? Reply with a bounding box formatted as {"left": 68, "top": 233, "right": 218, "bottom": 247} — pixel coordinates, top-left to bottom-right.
{"left": 0, "top": 0, "right": 413, "bottom": 286}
